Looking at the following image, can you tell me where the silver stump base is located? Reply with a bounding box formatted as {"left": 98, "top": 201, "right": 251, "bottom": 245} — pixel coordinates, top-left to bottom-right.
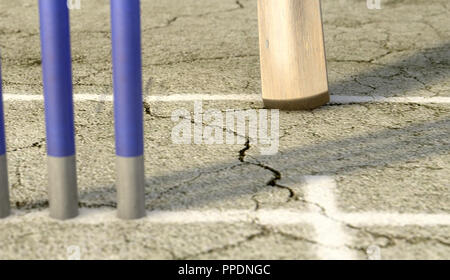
{"left": 116, "top": 155, "right": 146, "bottom": 220}
{"left": 0, "top": 154, "right": 10, "bottom": 218}
{"left": 48, "top": 155, "right": 78, "bottom": 220}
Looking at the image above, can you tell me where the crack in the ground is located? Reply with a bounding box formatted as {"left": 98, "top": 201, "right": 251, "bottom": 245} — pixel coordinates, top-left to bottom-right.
{"left": 142, "top": 102, "right": 251, "bottom": 205}
{"left": 142, "top": 243, "right": 178, "bottom": 260}
{"left": 234, "top": 138, "right": 450, "bottom": 256}
{"left": 238, "top": 140, "right": 295, "bottom": 200}
{"left": 286, "top": 201, "right": 450, "bottom": 257}
{"left": 0, "top": 29, "right": 38, "bottom": 38}
{"left": 353, "top": 76, "right": 377, "bottom": 92}
{"left": 251, "top": 195, "right": 260, "bottom": 211}
{"left": 144, "top": 0, "right": 245, "bottom": 32}
{"left": 147, "top": 53, "right": 258, "bottom": 67}
{"left": 145, "top": 162, "right": 247, "bottom": 210}
{"left": 11, "top": 159, "right": 23, "bottom": 191}
{"left": 147, "top": 173, "right": 202, "bottom": 206}
{"left": 141, "top": 107, "right": 270, "bottom": 210}
{"left": 15, "top": 200, "right": 49, "bottom": 210}
{"left": 74, "top": 65, "right": 111, "bottom": 84}
{"left": 7, "top": 139, "right": 45, "bottom": 153}
{"left": 142, "top": 105, "right": 254, "bottom": 142}
{"left": 345, "top": 223, "right": 450, "bottom": 249}
{"left": 274, "top": 228, "right": 368, "bottom": 256}
{"left": 180, "top": 222, "right": 365, "bottom": 260}
{"left": 420, "top": 19, "right": 446, "bottom": 41}
{"left": 179, "top": 224, "right": 271, "bottom": 260}
{"left": 143, "top": 101, "right": 158, "bottom": 117}
{"left": 398, "top": 67, "right": 439, "bottom": 95}
{"left": 235, "top": 0, "right": 245, "bottom": 9}
{"left": 14, "top": 199, "right": 118, "bottom": 210}
{"left": 79, "top": 202, "right": 117, "bottom": 209}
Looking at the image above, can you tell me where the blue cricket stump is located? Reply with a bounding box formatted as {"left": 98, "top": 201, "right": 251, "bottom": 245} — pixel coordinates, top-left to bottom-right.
{"left": 111, "top": 0, "right": 146, "bottom": 219}
{"left": 39, "top": 0, "right": 78, "bottom": 220}
{"left": 0, "top": 57, "right": 10, "bottom": 219}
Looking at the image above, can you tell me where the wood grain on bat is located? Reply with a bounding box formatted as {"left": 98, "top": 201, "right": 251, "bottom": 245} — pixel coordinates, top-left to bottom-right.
{"left": 258, "top": 0, "right": 329, "bottom": 110}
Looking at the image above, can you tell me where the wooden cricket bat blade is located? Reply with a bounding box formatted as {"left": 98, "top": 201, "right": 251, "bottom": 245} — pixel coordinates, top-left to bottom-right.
{"left": 258, "top": 0, "right": 329, "bottom": 110}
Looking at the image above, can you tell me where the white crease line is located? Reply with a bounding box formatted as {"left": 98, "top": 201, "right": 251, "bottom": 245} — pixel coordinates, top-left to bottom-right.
{"left": 1, "top": 208, "right": 313, "bottom": 225}
{"left": 339, "top": 213, "right": 450, "bottom": 226}
{"left": 1, "top": 94, "right": 259, "bottom": 102}
{"left": 2, "top": 93, "right": 450, "bottom": 104}
{"left": 3, "top": 94, "right": 44, "bottom": 101}
{"left": 2, "top": 208, "right": 449, "bottom": 226}
{"left": 303, "top": 176, "right": 356, "bottom": 260}
{"left": 146, "top": 94, "right": 262, "bottom": 102}
{"left": 330, "top": 95, "right": 450, "bottom": 104}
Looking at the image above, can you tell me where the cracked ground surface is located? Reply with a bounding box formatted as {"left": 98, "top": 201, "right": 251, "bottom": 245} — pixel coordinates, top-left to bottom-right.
{"left": 0, "top": 0, "right": 449, "bottom": 259}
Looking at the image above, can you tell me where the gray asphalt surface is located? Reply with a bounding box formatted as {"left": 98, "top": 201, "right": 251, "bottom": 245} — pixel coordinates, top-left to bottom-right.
{"left": 0, "top": 0, "right": 448, "bottom": 259}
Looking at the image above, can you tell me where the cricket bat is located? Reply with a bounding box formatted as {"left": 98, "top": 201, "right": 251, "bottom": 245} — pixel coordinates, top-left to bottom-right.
{"left": 257, "top": 0, "right": 329, "bottom": 110}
